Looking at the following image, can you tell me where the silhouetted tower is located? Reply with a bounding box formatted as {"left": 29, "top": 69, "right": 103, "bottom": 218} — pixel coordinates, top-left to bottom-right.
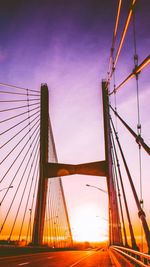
{"left": 32, "top": 84, "right": 73, "bottom": 246}
{"left": 32, "top": 82, "right": 122, "bottom": 246}
{"left": 32, "top": 84, "right": 49, "bottom": 245}
{"left": 102, "top": 80, "right": 122, "bottom": 245}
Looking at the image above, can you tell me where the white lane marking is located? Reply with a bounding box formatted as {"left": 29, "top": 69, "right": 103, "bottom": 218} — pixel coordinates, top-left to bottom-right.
{"left": 18, "top": 263, "right": 30, "bottom": 266}
{"left": 47, "top": 256, "right": 54, "bottom": 259}
{"left": 69, "top": 252, "right": 95, "bottom": 267}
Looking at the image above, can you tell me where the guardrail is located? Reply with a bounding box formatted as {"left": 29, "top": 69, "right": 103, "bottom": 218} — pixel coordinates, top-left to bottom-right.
{"left": 110, "top": 246, "right": 150, "bottom": 266}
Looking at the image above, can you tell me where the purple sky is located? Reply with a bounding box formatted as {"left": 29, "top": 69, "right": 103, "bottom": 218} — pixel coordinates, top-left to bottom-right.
{"left": 0, "top": 0, "right": 150, "bottom": 244}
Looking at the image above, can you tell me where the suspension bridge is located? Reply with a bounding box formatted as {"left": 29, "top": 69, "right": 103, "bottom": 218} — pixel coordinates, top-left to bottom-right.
{"left": 0, "top": 0, "right": 150, "bottom": 266}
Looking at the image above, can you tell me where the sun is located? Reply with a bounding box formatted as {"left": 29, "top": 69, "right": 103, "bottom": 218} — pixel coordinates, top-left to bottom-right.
{"left": 71, "top": 204, "right": 108, "bottom": 242}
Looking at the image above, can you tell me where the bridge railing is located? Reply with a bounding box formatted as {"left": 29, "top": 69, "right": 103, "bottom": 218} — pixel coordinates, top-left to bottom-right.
{"left": 110, "top": 246, "right": 150, "bottom": 266}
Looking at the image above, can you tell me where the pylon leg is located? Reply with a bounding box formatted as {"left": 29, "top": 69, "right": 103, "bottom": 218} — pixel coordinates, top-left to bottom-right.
{"left": 32, "top": 84, "right": 49, "bottom": 245}
{"left": 102, "top": 80, "right": 123, "bottom": 245}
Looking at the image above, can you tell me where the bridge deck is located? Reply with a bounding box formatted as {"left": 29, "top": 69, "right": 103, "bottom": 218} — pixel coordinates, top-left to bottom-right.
{"left": 0, "top": 248, "right": 133, "bottom": 267}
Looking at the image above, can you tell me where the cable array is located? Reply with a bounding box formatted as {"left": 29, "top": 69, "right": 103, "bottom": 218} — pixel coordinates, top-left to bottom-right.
{"left": 42, "top": 116, "right": 73, "bottom": 248}
{"left": 109, "top": 117, "right": 150, "bottom": 252}
{"left": 107, "top": 0, "right": 149, "bottom": 93}
{"left": 105, "top": 0, "right": 150, "bottom": 253}
{"left": 0, "top": 83, "right": 72, "bottom": 248}
{"left": 0, "top": 85, "right": 40, "bottom": 244}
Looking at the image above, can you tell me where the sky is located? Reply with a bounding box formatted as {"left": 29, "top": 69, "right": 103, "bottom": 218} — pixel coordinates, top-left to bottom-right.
{"left": 0, "top": 0, "right": 150, "bottom": 248}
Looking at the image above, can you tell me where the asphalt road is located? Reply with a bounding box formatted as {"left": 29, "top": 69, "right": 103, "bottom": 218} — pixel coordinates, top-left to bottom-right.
{"left": 0, "top": 249, "right": 115, "bottom": 267}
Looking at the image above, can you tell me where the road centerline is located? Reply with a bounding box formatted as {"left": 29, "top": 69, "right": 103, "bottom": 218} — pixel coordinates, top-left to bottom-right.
{"left": 69, "top": 252, "right": 96, "bottom": 267}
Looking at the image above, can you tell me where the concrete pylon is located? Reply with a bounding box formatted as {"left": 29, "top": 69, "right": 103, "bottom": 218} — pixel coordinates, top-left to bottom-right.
{"left": 102, "top": 80, "right": 123, "bottom": 245}
{"left": 32, "top": 84, "right": 49, "bottom": 245}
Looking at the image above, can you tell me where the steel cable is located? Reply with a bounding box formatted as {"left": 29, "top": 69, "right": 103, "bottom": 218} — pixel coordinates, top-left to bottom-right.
{"left": 1, "top": 114, "right": 40, "bottom": 148}
{"left": 0, "top": 82, "right": 40, "bottom": 93}
{"left": 0, "top": 126, "right": 40, "bottom": 185}
{"left": 26, "top": 165, "right": 39, "bottom": 244}
{"left": 18, "top": 144, "right": 39, "bottom": 241}
{"left": 1, "top": 119, "right": 40, "bottom": 164}
{"left": 1, "top": 106, "right": 40, "bottom": 124}
{"left": 0, "top": 102, "right": 40, "bottom": 113}
{"left": 0, "top": 130, "right": 40, "bottom": 234}
{"left": 9, "top": 138, "right": 40, "bottom": 240}
{"left": 0, "top": 90, "right": 40, "bottom": 96}
{"left": 0, "top": 99, "right": 40, "bottom": 103}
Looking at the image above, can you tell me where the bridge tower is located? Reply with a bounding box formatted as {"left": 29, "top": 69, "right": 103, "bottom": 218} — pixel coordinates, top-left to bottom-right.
{"left": 32, "top": 84, "right": 73, "bottom": 246}
{"left": 32, "top": 83, "right": 123, "bottom": 246}
{"left": 32, "top": 84, "right": 49, "bottom": 245}
{"left": 102, "top": 80, "right": 122, "bottom": 245}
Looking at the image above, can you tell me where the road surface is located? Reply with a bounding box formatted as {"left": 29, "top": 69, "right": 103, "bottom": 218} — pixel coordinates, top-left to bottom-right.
{"left": 0, "top": 249, "right": 117, "bottom": 267}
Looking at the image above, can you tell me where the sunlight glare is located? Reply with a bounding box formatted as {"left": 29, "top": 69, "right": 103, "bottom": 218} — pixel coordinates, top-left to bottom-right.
{"left": 72, "top": 204, "right": 108, "bottom": 242}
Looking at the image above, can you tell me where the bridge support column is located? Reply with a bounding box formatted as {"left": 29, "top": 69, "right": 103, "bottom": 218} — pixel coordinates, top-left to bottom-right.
{"left": 102, "top": 80, "right": 123, "bottom": 246}
{"left": 32, "top": 84, "right": 49, "bottom": 245}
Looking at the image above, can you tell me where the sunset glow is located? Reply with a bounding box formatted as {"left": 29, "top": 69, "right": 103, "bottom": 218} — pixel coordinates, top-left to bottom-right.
{"left": 0, "top": 0, "right": 149, "bottom": 252}
{"left": 71, "top": 204, "right": 108, "bottom": 242}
